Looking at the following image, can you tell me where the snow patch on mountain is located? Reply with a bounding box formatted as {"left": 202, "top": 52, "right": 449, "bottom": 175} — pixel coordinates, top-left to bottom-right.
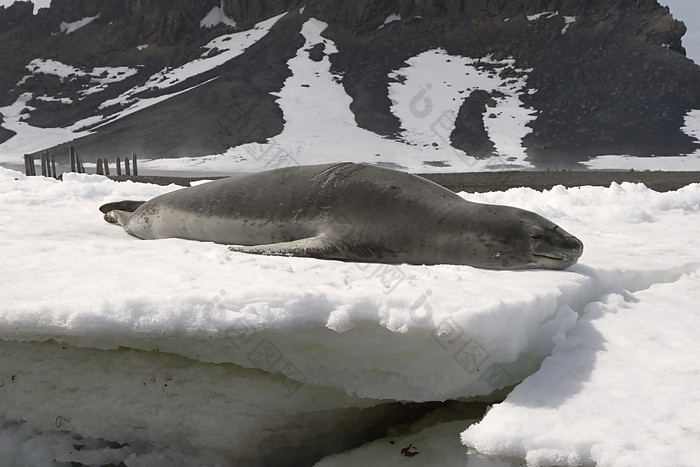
{"left": 378, "top": 13, "right": 401, "bottom": 29}
{"left": 0, "top": 14, "right": 284, "bottom": 166}
{"left": 105, "top": 13, "right": 283, "bottom": 101}
{"left": 683, "top": 108, "right": 700, "bottom": 142}
{"left": 0, "top": 93, "right": 92, "bottom": 156}
{"left": 25, "top": 58, "right": 138, "bottom": 88}
{"left": 527, "top": 11, "right": 557, "bottom": 21}
{"left": 142, "top": 19, "right": 534, "bottom": 174}
{"left": 59, "top": 14, "right": 99, "bottom": 34}
{"left": 200, "top": 0, "right": 236, "bottom": 28}
{"left": 561, "top": 15, "right": 576, "bottom": 34}
{"left": 388, "top": 49, "right": 535, "bottom": 166}
{"left": 524, "top": 11, "right": 577, "bottom": 34}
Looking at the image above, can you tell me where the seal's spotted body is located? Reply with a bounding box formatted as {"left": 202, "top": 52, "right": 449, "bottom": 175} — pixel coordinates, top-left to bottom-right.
{"left": 100, "top": 163, "right": 583, "bottom": 269}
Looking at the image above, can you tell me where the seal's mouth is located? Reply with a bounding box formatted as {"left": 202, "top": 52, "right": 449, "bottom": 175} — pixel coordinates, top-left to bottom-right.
{"left": 532, "top": 253, "right": 566, "bottom": 261}
{"left": 530, "top": 252, "right": 578, "bottom": 270}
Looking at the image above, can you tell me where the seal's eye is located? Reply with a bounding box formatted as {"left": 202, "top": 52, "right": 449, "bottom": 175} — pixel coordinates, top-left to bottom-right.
{"left": 530, "top": 234, "right": 542, "bottom": 239}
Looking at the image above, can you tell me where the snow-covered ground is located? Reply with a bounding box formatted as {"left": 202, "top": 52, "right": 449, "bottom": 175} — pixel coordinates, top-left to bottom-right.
{"left": 1, "top": 167, "right": 699, "bottom": 465}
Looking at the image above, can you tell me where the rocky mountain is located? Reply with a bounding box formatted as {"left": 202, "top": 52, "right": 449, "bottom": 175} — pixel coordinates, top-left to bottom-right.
{"left": 0, "top": 0, "right": 699, "bottom": 171}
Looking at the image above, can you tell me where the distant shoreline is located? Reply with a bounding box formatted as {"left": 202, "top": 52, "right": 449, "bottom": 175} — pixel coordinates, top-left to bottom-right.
{"left": 107, "top": 171, "right": 700, "bottom": 193}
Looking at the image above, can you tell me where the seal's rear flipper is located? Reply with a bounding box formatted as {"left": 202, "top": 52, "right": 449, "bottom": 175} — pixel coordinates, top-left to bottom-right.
{"left": 99, "top": 200, "right": 145, "bottom": 214}
{"left": 228, "top": 235, "right": 346, "bottom": 260}
{"left": 103, "top": 210, "right": 133, "bottom": 226}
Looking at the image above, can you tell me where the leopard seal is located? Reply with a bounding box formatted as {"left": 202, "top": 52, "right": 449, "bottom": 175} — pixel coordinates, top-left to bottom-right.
{"left": 100, "top": 162, "right": 583, "bottom": 269}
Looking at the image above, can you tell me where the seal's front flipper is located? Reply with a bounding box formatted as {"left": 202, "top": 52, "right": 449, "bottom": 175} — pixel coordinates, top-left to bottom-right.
{"left": 99, "top": 200, "right": 145, "bottom": 214}
{"left": 228, "top": 235, "right": 346, "bottom": 260}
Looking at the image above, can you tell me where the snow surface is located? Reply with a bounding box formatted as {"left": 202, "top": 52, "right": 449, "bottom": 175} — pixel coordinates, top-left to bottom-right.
{"left": 462, "top": 273, "right": 700, "bottom": 466}
{"left": 1, "top": 167, "right": 699, "bottom": 465}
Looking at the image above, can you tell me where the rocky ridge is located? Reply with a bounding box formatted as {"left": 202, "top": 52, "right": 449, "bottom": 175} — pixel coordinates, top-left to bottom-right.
{"left": 0, "top": 0, "right": 699, "bottom": 169}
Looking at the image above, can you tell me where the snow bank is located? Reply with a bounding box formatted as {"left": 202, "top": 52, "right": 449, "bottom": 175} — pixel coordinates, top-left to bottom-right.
{"left": 462, "top": 271, "right": 700, "bottom": 466}
{"left": 1, "top": 167, "right": 700, "bottom": 464}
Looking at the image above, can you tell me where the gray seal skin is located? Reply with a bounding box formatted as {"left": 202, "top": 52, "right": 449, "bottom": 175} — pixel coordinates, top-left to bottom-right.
{"left": 100, "top": 162, "right": 583, "bottom": 269}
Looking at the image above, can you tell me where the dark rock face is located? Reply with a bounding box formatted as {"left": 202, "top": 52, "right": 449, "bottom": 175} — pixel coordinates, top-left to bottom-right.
{"left": 0, "top": 0, "right": 698, "bottom": 168}
{"left": 312, "top": 0, "right": 700, "bottom": 167}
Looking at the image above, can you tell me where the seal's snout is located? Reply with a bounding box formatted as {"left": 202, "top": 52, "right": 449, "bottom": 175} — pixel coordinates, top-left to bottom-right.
{"left": 530, "top": 225, "right": 583, "bottom": 269}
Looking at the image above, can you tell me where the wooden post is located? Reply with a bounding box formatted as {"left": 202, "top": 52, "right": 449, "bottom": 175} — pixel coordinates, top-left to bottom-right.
{"left": 132, "top": 153, "right": 138, "bottom": 176}
{"left": 50, "top": 154, "right": 57, "bottom": 178}
{"left": 104, "top": 159, "right": 110, "bottom": 176}
{"left": 28, "top": 156, "right": 36, "bottom": 176}
{"left": 24, "top": 155, "right": 30, "bottom": 176}
{"left": 75, "top": 149, "right": 83, "bottom": 173}
{"left": 125, "top": 158, "right": 131, "bottom": 176}
{"left": 69, "top": 146, "right": 76, "bottom": 172}
{"left": 96, "top": 158, "right": 104, "bottom": 175}
{"left": 116, "top": 157, "right": 122, "bottom": 176}
{"left": 40, "top": 152, "right": 48, "bottom": 176}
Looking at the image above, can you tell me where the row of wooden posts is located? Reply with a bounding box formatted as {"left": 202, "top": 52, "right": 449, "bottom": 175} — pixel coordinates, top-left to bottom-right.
{"left": 23, "top": 146, "right": 138, "bottom": 178}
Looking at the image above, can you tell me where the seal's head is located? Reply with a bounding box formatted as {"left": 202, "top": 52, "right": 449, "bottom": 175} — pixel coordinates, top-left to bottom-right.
{"left": 523, "top": 218, "right": 584, "bottom": 270}
{"left": 456, "top": 206, "right": 584, "bottom": 270}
